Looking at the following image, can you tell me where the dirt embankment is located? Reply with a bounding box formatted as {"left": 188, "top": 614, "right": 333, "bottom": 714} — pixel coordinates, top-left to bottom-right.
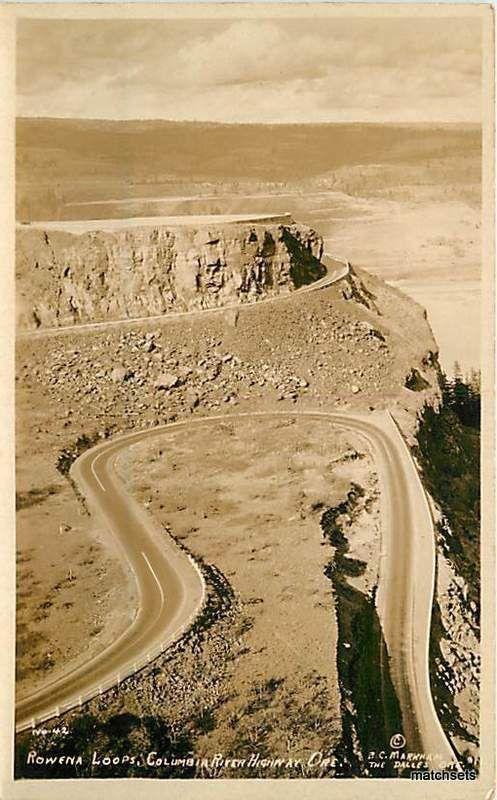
{"left": 16, "top": 220, "right": 325, "bottom": 329}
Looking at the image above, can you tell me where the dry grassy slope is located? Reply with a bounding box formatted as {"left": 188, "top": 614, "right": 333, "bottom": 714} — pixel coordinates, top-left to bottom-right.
{"left": 114, "top": 416, "right": 365, "bottom": 767}
{"left": 16, "top": 221, "right": 324, "bottom": 329}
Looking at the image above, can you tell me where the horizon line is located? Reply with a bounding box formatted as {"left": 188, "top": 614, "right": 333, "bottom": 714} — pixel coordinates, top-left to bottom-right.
{"left": 16, "top": 115, "right": 481, "bottom": 127}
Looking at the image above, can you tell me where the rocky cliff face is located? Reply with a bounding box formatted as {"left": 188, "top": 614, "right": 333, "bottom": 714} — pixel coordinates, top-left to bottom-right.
{"left": 16, "top": 221, "right": 325, "bottom": 329}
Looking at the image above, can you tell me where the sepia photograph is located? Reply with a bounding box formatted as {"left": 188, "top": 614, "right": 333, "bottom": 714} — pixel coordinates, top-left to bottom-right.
{"left": 1, "top": 2, "right": 494, "bottom": 797}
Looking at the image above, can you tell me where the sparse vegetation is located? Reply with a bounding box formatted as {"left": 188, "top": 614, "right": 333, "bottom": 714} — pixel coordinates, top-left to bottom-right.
{"left": 405, "top": 368, "right": 430, "bottom": 392}
{"left": 16, "top": 485, "right": 60, "bottom": 510}
{"left": 57, "top": 431, "right": 110, "bottom": 476}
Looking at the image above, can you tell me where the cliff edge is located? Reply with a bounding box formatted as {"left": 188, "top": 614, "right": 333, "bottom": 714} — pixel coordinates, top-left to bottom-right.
{"left": 16, "top": 218, "right": 325, "bottom": 329}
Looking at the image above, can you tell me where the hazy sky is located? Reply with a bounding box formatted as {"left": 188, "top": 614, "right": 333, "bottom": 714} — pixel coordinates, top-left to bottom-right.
{"left": 17, "top": 17, "right": 482, "bottom": 123}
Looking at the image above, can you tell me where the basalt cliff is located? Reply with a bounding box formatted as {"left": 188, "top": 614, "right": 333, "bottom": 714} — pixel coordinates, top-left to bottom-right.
{"left": 16, "top": 219, "right": 325, "bottom": 329}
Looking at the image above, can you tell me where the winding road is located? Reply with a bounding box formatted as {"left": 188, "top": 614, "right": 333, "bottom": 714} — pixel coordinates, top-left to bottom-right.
{"left": 15, "top": 430, "right": 206, "bottom": 731}
{"left": 15, "top": 410, "right": 458, "bottom": 772}
{"left": 15, "top": 219, "right": 458, "bottom": 769}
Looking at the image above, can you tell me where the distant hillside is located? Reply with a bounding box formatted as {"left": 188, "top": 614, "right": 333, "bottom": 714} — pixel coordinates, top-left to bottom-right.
{"left": 16, "top": 118, "right": 481, "bottom": 220}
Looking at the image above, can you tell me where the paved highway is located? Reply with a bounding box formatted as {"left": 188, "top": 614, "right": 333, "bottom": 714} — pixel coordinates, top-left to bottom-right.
{"left": 336, "top": 411, "right": 459, "bottom": 770}
{"left": 15, "top": 430, "right": 205, "bottom": 731}
{"left": 16, "top": 410, "right": 458, "bottom": 772}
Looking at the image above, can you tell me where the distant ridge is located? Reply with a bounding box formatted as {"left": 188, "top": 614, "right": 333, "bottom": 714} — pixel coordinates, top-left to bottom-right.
{"left": 16, "top": 116, "right": 481, "bottom": 130}
{"left": 17, "top": 117, "right": 481, "bottom": 183}
{"left": 16, "top": 117, "right": 481, "bottom": 221}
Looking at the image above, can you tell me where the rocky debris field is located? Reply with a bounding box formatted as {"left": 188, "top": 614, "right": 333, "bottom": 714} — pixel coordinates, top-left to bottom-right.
{"left": 16, "top": 220, "right": 325, "bottom": 329}
{"left": 16, "top": 267, "right": 439, "bottom": 463}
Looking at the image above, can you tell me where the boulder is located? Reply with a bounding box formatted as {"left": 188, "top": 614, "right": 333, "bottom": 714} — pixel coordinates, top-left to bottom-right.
{"left": 111, "top": 366, "right": 132, "bottom": 383}
{"left": 154, "top": 372, "right": 179, "bottom": 390}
